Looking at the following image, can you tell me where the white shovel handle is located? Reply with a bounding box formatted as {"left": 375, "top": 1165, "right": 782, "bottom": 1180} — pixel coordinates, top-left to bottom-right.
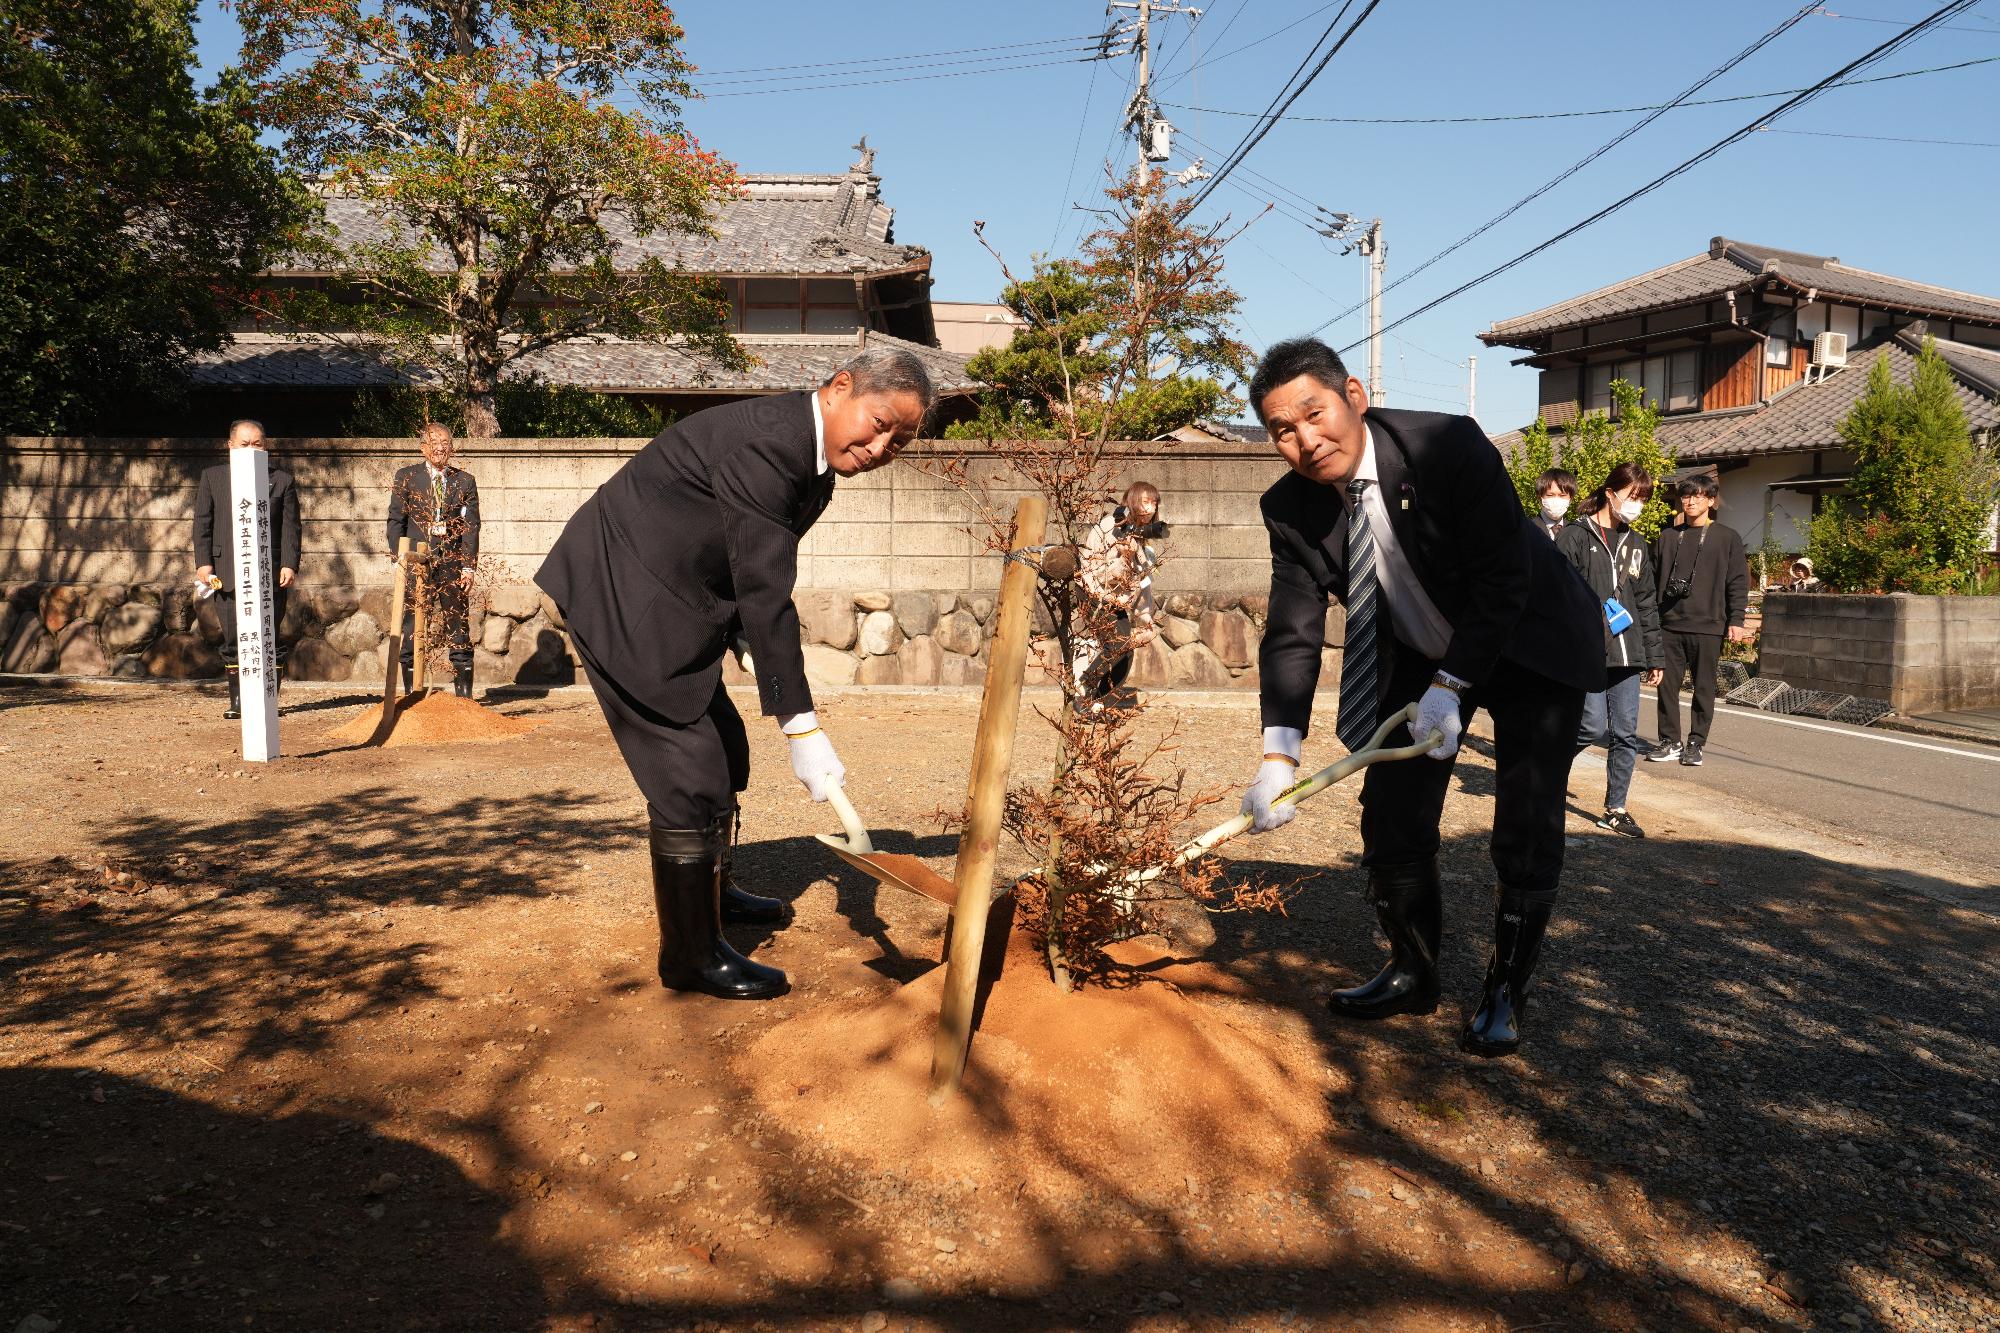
{"left": 1126, "top": 704, "right": 1442, "bottom": 888}
{"left": 822, "top": 783, "right": 874, "bottom": 854}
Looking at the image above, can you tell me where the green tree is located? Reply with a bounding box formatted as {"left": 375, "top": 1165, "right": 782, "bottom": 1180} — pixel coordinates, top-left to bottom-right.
{"left": 236, "top": 0, "right": 743, "bottom": 436}
{"left": 946, "top": 168, "right": 1249, "bottom": 442}
{"left": 1502, "top": 381, "right": 1678, "bottom": 537}
{"left": 1807, "top": 339, "right": 1998, "bottom": 593}
{"left": 343, "top": 380, "right": 670, "bottom": 437}
{"left": 0, "top": 0, "right": 305, "bottom": 433}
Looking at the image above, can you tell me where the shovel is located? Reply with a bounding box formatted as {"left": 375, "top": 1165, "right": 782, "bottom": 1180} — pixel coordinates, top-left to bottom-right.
{"left": 817, "top": 786, "right": 967, "bottom": 908}
{"left": 1114, "top": 703, "right": 1444, "bottom": 892}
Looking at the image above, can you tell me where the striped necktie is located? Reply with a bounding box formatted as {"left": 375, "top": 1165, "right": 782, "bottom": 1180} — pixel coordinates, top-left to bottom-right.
{"left": 1336, "top": 478, "right": 1380, "bottom": 753}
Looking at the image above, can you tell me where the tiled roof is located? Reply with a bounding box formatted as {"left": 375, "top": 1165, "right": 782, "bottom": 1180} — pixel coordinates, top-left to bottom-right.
{"left": 1483, "top": 237, "right": 2000, "bottom": 345}
{"left": 189, "top": 332, "right": 977, "bottom": 395}
{"left": 278, "top": 171, "right": 928, "bottom": 278}
{"left": 1654, "top": 329, "right": 2000, "bottom": 462}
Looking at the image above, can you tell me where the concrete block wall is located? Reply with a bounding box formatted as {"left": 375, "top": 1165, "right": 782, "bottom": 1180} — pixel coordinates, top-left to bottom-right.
{"left": 1759, "top": 592, "right": 2000, "bottom": 714}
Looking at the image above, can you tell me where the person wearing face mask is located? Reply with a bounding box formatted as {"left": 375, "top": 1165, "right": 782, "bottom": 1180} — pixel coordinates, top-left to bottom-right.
{"left": 1533, "top": 468, "right": 1577, "bottom": 540}
{"left": 1556, "top": 463, "right": 1665, "bottom": 838}
{"left": 536, "top": 346, "right": 934, "bottom": 1002}
{"left": 1240, "top": 338, "right": 1603, "bottom": 1059}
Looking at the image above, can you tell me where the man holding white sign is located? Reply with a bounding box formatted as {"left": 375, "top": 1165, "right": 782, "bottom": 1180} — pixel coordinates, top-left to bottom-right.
{"left": 192, "top": 419, "right": 301, "bottom": 721}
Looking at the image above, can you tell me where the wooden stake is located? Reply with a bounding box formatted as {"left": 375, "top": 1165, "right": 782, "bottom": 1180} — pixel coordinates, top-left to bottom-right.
{"left": 370, "top": 536, "right": 412, "bottom": 741}
{"left": 929, "top": 494, "right": 1047, "bottom": 1104}
{"left": 410, "top": 540, "right": 431, "bottom": 694}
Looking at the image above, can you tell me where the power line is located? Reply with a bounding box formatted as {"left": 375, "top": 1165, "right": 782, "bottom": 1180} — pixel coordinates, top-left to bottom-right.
{"left": 1157, "top": 52, "right": 2000, "bottom": 123}
{"left": 1308, "top": 2, "right": 1829, "bottom": 335}
{"left": 1051, "top": 57, "right": 1103, "bottom": 250}
{"left": 693, "top": 32, "right": 1107, "bottom": 79}
{"left": 1804, "top": 6, "right": 2000, "bottom": 34}
{"left": 1756, "top": 125, "right": 2000, "bottom": 147}
{"left": 1328, "top": 0, "right": 1985, "bottom": 355}
{"left": 1187, "top": 0, "right": 1385, "bottom": 213}
{"left": 700, "top": 54, "right": 1101, "bottom": 98}
{"left": 1154, "top": 0, "right": 1352, "bottom": 91}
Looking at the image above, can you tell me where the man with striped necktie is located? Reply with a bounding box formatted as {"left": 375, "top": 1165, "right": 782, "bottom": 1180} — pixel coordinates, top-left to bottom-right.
{"left": 1240, "top": 338, "right": 1602, "bottom": 1058}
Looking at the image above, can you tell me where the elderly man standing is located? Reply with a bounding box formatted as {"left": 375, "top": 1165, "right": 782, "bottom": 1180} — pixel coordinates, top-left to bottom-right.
{"left": 1238, "top": 338, "right": 1602, "bottom": 1058}
{"left": 537, "top": 346, "right": 932, "bottom": 1001}
{"left": 387, "top": 422, "right": 481, "bottom": 698}
{"left": 192, "top": 419, "right": 300, "bottom": 719}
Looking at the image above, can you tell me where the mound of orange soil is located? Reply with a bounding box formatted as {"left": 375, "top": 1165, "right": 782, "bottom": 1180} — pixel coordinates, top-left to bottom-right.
{"left": 739, "top": 933, "right": 1331, "bottom": 1202}
{"left": 326, "top": 691, "right": 540, "bottom": 747}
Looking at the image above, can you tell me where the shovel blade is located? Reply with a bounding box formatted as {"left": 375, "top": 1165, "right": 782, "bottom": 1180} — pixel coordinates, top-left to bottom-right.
{"left": 815, "top": 835, "right": 962, "bottom": 907}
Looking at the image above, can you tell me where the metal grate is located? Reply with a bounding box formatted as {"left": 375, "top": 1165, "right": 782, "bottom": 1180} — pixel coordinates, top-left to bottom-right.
{"left": 1828, "top": 696, "right": 1895, "bottom": 726}
{"left": 1717, "top": 660, "right": 1752, "bottom": 693}
{"left": 1786, "top": 691, "right": 1853, "bottom": 719}
{"left": 1726, "top": 677, "right": 1792, "bottom": 708}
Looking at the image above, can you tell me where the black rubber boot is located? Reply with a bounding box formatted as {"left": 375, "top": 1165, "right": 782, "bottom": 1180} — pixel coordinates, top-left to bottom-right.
{"left": 222, "top": 666, "right": 242, "bottom": 720}
{"left": 1328, "top": 859, "right": 1442, "bottom": 1020}
{"left": 651, "top": 820, "right": 788, "bottom": 1000}
{"left": 719, "top": 804, "right": 787, "bottom": 926}
{"left": 401, "top": 660, "right": 414, "bottom": 695}
{"left": 452, "top": 667, "right": 472, "bottom": 699}
{"left": 1460, "top": 889, "right": 1556, "bottom": 1059}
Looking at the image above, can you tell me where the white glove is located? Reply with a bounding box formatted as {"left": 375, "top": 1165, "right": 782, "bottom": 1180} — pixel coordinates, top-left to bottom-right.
{"left": 1413, "top": 682, "right": 1465, "bottom": 761}
{"left": 1241, "top": 758, "right": 1301, "bottom": 833}
{"left": 782, "top": 714, "right": 844, "bottom": 802}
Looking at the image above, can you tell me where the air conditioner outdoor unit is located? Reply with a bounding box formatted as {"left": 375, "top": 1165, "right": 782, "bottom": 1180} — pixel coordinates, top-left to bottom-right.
{"left": 1811, "top": 331, "right": 1849, "bottom": 368}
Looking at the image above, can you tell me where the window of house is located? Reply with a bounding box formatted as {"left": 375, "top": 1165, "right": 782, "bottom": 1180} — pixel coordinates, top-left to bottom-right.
{"left": 804, "top": 278, "right": 859, "bottom": 334}
{"left": 1766, "top": 310, "right": 1796, "bottom": 367}
{"left": 743, "top": 278, "right": 802, "bottom": 334}
{"left": 1585, "top": 349, "right": 1702, "bottom": 415}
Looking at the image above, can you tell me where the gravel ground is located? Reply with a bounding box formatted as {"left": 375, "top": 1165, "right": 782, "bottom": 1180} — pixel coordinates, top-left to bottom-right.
{"left": 1, "top": 682, "right": 1995, "bottom": 1333}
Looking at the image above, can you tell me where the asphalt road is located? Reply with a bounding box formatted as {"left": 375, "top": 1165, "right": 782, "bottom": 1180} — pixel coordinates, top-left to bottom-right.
{"left": 1608, "top": 689, "right": 2000, "bottom": 888}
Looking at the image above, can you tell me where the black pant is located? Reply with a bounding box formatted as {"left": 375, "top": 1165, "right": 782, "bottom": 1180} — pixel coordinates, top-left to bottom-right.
{"left": 576, "top": 637, "right": 747, "bottom": 829}
{"left": 400, "top": 567, "right": 474, "bottom": 673}
{"left": 1658, "top": 629, "right": 1721, "bottom": 747}
{"left": 1358, "top": 641, "right": 1586, "bottom": 898}
{"left": 215, "top": 586, "right": 291, "bottom": 667}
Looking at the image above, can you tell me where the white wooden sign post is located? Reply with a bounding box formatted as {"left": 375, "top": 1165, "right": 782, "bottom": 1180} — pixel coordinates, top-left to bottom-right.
{"left": 230, "top": 447, "right": 281, "bottom": 762}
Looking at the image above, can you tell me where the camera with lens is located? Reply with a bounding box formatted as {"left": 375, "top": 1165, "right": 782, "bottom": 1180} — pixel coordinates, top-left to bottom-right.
{"left": 1663, "top": 577, "right": 1693, "bottom": 601}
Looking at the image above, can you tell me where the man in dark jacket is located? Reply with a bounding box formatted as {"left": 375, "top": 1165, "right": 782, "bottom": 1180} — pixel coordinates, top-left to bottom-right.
{"left": 537, "top": 346, "right": 932, "bottom": 1002}
{"left": 1239, "top": 338, "right": 1603, "bottom": 1058}
{"left": 387, "top": 423, "right": 481, "bottom": 697}
{"left": 192, "top": 419, "right": 301, "bottom": 719}
{"left": 1647, "top": 473, "right": 1750, "bottom": 767}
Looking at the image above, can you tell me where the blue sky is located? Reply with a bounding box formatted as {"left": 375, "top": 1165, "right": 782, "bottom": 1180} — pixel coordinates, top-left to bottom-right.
{"left": 190, "top": 1, "right": 2000, "bottom": 433}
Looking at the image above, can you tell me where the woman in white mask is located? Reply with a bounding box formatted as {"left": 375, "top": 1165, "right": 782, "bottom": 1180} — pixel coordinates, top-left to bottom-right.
{"left": 1555, "top": 463, "right": 1664, "bottom": 838}
{"left": 1533, "top": 467, "right": 1577, "bottom": 540}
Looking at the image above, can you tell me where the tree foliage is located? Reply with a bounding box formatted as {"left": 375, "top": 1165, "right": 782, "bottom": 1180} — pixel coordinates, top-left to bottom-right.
{"left": 1504, "top": 381, "right": 1678, "bottom": 538}
{"left": 235, "top": 0, "right": 743, "bottom": 435}
{"left": 343, "top": 380, "right": 670, "bottom": 437}
{"left": 1807, "top": 340, "right": 1998, "bottom": 593}
{"left": 946, "top": 169, "right": 1249, "bottom": 442}
{"left": 0, "top": 0, "right": 305, "bottom": 433}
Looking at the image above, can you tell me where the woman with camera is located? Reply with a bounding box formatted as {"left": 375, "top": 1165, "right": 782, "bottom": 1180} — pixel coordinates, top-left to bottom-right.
{"left": 1648, "top": 474, "right": 1750, "bottom": 767}
{"left": 1075, "top": 481, "right": 1168, "bottom": 716}
{"left": 1556, "top": 463, "right": 1664, "bottom": 838}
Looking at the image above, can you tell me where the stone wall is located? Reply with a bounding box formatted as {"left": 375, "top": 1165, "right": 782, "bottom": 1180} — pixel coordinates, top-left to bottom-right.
{"left": 2, "top": 577, "right": 1348, "bottom": 691}
{"left": 1759, "top": 592, "right": 2000, "bottom": 714}
{"left": 1, "top": 434, "right": 1285, "bottom": 593}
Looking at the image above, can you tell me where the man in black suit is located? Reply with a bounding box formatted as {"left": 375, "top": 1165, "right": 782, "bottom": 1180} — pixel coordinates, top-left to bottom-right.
{"left": 192, "top": 419, "right": 301, "bottom": 719}
{"left": 537, "top": 346, "right": 932, "bottom": 1002}
{"left": 1240, "top": 339, "right": 1603, "bottom": 1057}
{"left": 387, "top": 423, "right": 481, "bottom": 697}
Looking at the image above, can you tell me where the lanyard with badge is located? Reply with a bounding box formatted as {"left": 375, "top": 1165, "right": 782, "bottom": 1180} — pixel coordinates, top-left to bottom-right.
{"left": 1590, "top": 520, "right": 1635, "bottom": 636}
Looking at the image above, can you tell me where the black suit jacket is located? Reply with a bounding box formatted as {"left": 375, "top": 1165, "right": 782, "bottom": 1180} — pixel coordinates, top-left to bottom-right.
{"left": 536, "top": 392, "right": 836, "bottom": 724}
{"left": 1257, "top": 408, "right": 1604, "bottom": 734}
{"left": 192, "top": 460, "right": 302, "bottom": 590}
{"left": 386, "top": 463, "right": 480, "bottom": 562}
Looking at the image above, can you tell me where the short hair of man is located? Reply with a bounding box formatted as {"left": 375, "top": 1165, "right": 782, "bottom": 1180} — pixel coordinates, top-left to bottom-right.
{"left": 829, "top": 345, "right": 936, "bottom": 413}
{"left": 1680, "top": 472, "right": 1720, "bottom": 502}
{"left": 1248, "top": 338, "right": 1353, "bottom": 425}
{"left": 420, "top": 421, "right": 452, "bottom": 441}
{"left": 228, "top": 418, "right": 265, "bottom": 441}
{"left": 1535, "top": 467, "right": 1577, "bottom": 498}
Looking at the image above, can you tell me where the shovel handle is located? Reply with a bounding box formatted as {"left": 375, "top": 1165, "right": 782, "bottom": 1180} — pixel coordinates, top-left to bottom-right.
{"left": 822, "top": 783, "right": 873, "bottom": 854}
{"left": 1125, "top": 704, "right": 1442, "bottom": 888}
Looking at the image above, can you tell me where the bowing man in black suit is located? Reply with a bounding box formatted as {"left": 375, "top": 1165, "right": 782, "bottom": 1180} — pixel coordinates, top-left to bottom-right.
{"left": 1239, "top": 339, "right": 1604, "bottom": 1057}
{"left": 192, "top": 419, "right": 301, "bottom": 720}
{"left": 536, "top": 346, "right": 933, "bottom": 1001}
{"left": 387, "top": 423, "right": 481, "bottom": 697}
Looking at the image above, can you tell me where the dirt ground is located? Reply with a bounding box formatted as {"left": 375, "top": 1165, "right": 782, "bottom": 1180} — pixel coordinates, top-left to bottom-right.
{"left": 2, "top": 681, "right": 1995, "bottom": 1333}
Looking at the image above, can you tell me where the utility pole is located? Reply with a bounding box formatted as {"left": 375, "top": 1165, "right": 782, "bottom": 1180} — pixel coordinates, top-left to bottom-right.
{"left": 1108, "top": 0, "right": 1201, "bottom": 184}
{"left": 1320, "top": 213, "right": 1385, "bottom": 405}
{"left": 1467, "top": 353, "right": 1478, "bottom": 419}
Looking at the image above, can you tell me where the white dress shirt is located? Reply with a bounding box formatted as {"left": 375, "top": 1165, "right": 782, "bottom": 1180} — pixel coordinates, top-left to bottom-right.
{"left": 808, "top": 388, "right": 829, "bottom": 475}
